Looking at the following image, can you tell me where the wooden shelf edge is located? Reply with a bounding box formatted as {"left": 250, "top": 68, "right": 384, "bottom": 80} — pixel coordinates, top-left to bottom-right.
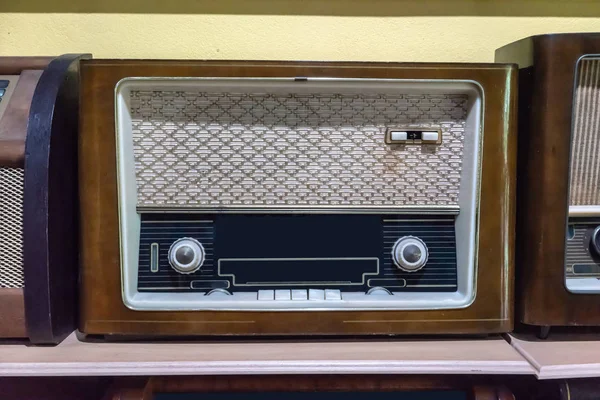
{"left": 537, "top": 364, "right": 600, "bottom": 380}
{"left": 0, "top": 333, "right": 535, "bottom": 377}
{"left": 507, "top": 334, "right": 600, "bottom": 380}
{"left": 0, "top": 360, "right": 535, "bottom": 377}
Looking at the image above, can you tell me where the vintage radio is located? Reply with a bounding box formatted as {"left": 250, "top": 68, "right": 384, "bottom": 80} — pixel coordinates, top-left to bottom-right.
{"left": 0, "top": 54, "right": 90, "bottom": 344}
{"left": 497, "top": 33, "right": 600, "bottom": 337}
{"left": 79, "top": 60, "right": 516, "bottom": 337}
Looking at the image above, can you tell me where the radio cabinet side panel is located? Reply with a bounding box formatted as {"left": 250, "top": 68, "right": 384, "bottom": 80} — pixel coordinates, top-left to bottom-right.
{"left": 497, "top": 34, "right": 600, "bottom": 327}
{"left": 78, "top": 60, "right": 515, "bottom": 335}
{"left": 0, "top": 58, "right": 49, "bottom": 340}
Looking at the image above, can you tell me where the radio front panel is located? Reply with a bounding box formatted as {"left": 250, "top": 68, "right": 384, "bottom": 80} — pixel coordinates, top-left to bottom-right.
{"left": 116, "top": 78, "right": 483, "bottom": 311}
{"left": 137, "top": 214, "right": 458, "bottom": 294}
{"left": 566, "top": 55, "right": 600, "bottom": 294}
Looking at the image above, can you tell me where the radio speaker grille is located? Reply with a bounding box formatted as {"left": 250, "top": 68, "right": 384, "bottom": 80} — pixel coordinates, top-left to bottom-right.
{"left": 0, "top": 167, "right": 24, "bottom": 288}
{"left": 130, "top": 90, "right": 468, "bottom": 209}
{"left": 570, "top": 57, "right": 600, "bottom": 207}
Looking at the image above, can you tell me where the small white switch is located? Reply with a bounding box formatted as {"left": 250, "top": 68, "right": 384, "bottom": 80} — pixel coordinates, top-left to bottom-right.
{"left": 390, "top": 131, "right": 408, "bottom": 141}
{"left": 292, "top": 289, "right": 308, "bottom": 300}
{"left": 422, "top": 131, "right": 439, "bottom": 141}
{"left": 325, "top": 289, "right": 342, "bottom": 300}
{"left": 308, "top": 289, "right": 325, "bottom": 300}
{"left": 275, "top": 289, "right": 291, "bottom": 301}
{"left": 258, "top": 290, "right": 274, "bottom": 300}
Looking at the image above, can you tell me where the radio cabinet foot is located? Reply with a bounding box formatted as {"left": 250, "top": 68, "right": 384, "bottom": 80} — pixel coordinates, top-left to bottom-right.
{"left": 537, "top": 326, "right": 551, "bottom": 340}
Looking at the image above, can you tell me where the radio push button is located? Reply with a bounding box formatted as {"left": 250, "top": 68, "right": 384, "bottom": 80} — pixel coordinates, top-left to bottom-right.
{"left": 292, "top": 289, "right": 308, "bottom": 300}
{"left": 258, "top": 290, "right": 275, "bottom": 300}
{"left": 392, "top": 236, "right": 429, "bottom": 272}
{"left": 325, "top": 289, "right": 342, "bottom": 300}
{"left": 168, "top": 237, "right": 205, "bottom": 274}
{"left": 275, "top": 289, "right": 291, "bottom": 300}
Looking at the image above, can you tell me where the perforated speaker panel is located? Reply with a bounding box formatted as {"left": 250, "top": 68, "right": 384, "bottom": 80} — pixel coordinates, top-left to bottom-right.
{"left": 570, "top": 57, "right": 600, "bottom": 207}
{"left": 129, "top": 91, "right": 468, "bottom": 209}
{"left": 0, "top": 167, "right": 24, "bottom": 288}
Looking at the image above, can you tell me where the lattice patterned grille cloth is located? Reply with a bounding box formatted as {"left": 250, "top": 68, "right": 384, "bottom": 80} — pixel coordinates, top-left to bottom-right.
{"left": 0, "top": 167, "right": 24, "bottom": 288}
{"left": 570, "top": 58, "right": 600, "bottom": 206}
{"left": 129, "top": 91, "right": 468, "bottom": 208}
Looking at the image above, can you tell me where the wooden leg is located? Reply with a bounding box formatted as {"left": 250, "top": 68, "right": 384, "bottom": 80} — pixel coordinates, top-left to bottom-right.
{"left": 537, "top": 326, "right": 551, "bottom": 340}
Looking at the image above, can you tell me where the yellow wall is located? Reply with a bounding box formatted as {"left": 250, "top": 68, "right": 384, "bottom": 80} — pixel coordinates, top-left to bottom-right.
{"left": 2, "top": 0, "right": 600, "bottom": 62}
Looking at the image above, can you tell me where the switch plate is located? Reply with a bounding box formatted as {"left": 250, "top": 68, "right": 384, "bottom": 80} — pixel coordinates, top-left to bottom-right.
{"left": 385, "top": 128, "right": 442, "bottom": 144}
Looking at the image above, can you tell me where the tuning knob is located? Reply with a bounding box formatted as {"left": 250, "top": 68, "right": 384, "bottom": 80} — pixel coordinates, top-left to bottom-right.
{"left": 591, "top": 226, "right": 600, "bottom": 257}
{"left": 168, "top": 237, "right": 205, "bottom": 274}
{"left": 392, "top": 236, "right": 429, "bottom": 272}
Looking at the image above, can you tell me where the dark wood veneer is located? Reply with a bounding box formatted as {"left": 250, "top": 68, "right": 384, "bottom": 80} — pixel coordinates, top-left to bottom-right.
{"left": 496, "top": 33, "right": 600, "bottom": 329}
{"left": 79, "top": 60, "right": 517, "bottom": 337}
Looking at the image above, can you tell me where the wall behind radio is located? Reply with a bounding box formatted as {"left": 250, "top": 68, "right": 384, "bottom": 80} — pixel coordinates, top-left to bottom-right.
{"left": 1, "top": 0, "right": 600, "bottom": 62}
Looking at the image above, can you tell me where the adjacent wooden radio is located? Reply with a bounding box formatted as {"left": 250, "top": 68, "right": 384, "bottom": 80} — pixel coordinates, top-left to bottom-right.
{"left": 78, "top": 60, "right": 517, "bottom": 337}
{"left": 497, "top": 33, "right": 600, "bottom": 337}
{"left": 0, "top": 54, "right": 90, "bottom": 344}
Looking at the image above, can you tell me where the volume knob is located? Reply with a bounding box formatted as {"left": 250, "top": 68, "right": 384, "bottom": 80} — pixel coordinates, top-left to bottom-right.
{"left": 168, "top": 237, "right": 205, "bottom": 274}
{"left": 392, "top": 236, "right": 429, "bottom": 272}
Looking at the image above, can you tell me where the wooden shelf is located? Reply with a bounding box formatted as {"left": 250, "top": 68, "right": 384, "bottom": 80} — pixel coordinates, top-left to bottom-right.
{"left": 0, "top": 333, "right": 533, "bottom": 377}
{"left": 508, "top": 334, "right": 600, "bottom": 379}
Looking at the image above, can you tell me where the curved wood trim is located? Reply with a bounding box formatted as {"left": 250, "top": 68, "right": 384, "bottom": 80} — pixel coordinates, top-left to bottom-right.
{"left": 23, "top": 53, "right": 92, "bottom": 345}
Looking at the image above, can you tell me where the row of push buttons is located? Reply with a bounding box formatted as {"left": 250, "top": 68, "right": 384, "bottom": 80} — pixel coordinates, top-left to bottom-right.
{"left": 258, "top": 289, "right": 342, "bottom": 301}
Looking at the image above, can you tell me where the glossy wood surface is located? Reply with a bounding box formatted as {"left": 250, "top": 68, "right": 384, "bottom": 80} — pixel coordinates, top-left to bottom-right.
{"left": 0, "top": 70, "right": 43, "bottom": 167}
{"left": 496, "top": 33, "right": 600, "bottom": 328}
{"left": 79, "top": 60, "right": 517, "bottom": 336}
{"left": 0, "top": 289, "right": 26, "bottom": 338}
